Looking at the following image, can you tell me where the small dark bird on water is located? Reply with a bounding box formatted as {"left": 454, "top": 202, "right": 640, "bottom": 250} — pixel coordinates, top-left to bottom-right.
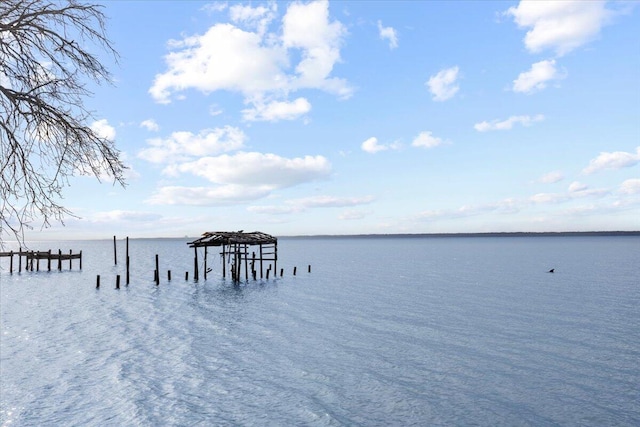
{"left": 548, "top": 268, "right": 555, "bottom": 273}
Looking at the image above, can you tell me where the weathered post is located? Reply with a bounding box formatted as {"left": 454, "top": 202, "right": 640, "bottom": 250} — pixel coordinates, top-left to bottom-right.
{"left": 96, "top": 275, "right": 100, "bottom": 288}
{"left": 194, "top": 247, "right": 199, "bottom": 281}
{"left": 126, "top": 256, "right": 130, "bottom": 285}
{"left": 113, "top": 235, "right": 117, "bottom": 265}
{"left": 126, "top": 237, "right": 129, "bottom": 283}
{"left": 259, "top": 244, "right": 264, "bottom": 279}
{"left": 185, "top": 271, "right": 189, "bottom": 281}
{"left": 308, "top": 265, "right": 311, "bottom": 273}
{"left": 168, "top": 270, "right": 172, "bottom": 281}
{"left": 222, "top": 244, "right": 226, "bottom": 278}
{"left": 69, "top": 250, "right": 72, "bottom": 270}
{"left": 57, "top": 249, "right": 62, "bottom": 271}
{"left": 18, "top": 248, "right": 22, "bottom": 273}
{"left": 47, "top": 250, "right": 52, "bottom": 271}
{"left": 293, "top": 266, "right": 297, "bottom": 276}
{"left": 280, "top": 268, "right": 283, "bottom": 277}
{"left": 116, "top": 275, "right": 121, "bottom": 289}
{"left": 79, "top": 251, "right": 82, "bottom": 270}
{"left": 155, "top": 254, "right": 159, "bottom": 285}
{"left": 204, "top": 246, "right": 208, "bottom": 280}
{"left": 9, "top": 251, "right": 13, "bottom": 273}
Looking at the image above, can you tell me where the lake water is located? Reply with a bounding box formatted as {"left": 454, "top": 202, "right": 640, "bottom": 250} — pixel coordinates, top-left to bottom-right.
{"left": 1, "top": 235, "right": 639, "bottom": 426}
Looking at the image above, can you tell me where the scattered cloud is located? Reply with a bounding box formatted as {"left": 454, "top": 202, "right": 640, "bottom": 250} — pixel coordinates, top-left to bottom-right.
{"left": 168, "top": 152, "right": 331, "bottom": 189}
{"left": 339, "top": 210, "right": 370, "bottom": 220}
{"left": 287, "top": 195, "right": 374, "bottom": 209}
{"left": 619, "top": 178, "right": 640, "bottom": 195}
{"left": 149, "top": 0, "right": 351, "bottom": 119}
{"left": 377, "top": 20, "right": 398, "bottom": 49}
{"left": 92, "top": 210, "right": 163, "bottom": 222}
{"left": 361, "top": 137, "right": 400, "bottom": 154}
{"left": 513, "top": 60, "right": 565, "bottom": 94}
{"left": 90, "top": 119, "right": 116, "bottom": 140}
{"left": 582, "top": 147, "right": 640, "bottom": 174}
{"left": 147, "top": 185, "right": 272, "bottom": 206}
{"left": 138, "top": 126, "right": 246, "bottom": 164}
{"left": 568, "top": 181, "right": 588, "bottom": 193}
{"left": 505, "top": 0, "right": 613, "bottom": 56}
{"left": 539, "top": 171, "right": 565, "bottom": 184}
{"left": 140, "top": 119, "right": 159, "bottom": 132}
{"left": 242, "top": 97, "right": 311, "bottom": 121}
{"left": 412, "top": 131, "right": 445, "bottom": 149}
{"left": 426, "top": 66, "right": 460, "bottom": 101}
{"left": 474, "top": 114, "right": 544, "bottom": 132}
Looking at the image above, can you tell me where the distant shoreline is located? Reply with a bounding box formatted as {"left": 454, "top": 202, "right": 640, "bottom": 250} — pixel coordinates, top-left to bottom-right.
{"left": 278, "top": 231, "right": 640, "bottom": 239}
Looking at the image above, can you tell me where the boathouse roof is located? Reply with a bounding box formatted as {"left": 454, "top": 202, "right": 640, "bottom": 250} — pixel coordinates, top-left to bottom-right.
{"left": 188, "top": 231, "right": 277, "bottom": 248}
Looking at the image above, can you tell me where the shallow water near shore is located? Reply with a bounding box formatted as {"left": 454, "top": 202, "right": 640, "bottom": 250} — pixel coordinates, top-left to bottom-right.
{"left": 1, "top": 235, "right": 639, "bottom": 426}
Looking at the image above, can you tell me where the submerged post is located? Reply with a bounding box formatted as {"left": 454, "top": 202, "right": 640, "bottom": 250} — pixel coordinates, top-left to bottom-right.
{"left": 113, "top": 235, "right": 117, "bottom": 265}
{"left": 155, "top": 254, "right": 159, "bottom": 285}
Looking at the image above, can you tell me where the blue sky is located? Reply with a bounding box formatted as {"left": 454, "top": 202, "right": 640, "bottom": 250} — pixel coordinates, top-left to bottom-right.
{"left": 26, "top": 1, "right": 640, "bottom": 239}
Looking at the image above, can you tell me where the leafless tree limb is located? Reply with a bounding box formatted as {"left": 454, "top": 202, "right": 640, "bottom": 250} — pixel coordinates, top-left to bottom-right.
{"left": 0, "top": 0, "right": 125, "bottom": 245}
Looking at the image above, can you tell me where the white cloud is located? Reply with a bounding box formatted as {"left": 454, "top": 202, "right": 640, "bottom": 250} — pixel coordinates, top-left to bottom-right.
{"left": 506, "top": 0, "right": 612, "bottom": 56}
{"left": 147, "top": 184, "right": 272, "bottom": 206}
{"left": 248, "top": 205, "right": 299, "bottom": 215}
{"left": 377, "top": 20, "right": 398, "bottom": 49}
{"left": 582, "top": 147, "right": 640, "bottom": 174}
{"left": 568, "top": 181, "right": 588, "bottom": 193}
{"left": 171, "top": 152, "right": 331, "bottom": 189}
{"left": 339, "top": 210, "right": 370, "bottom": 220}
{"left": 426, "top": 66, "right": 459, "bottom": 101}
{"left": 229, "top": 3, "right": 277, "bottom": 35}
{"left": 412, "top": 131, "right": 445, "bottom": 149}
{"left": 361, "top": 137, "right": 401, "bottom": 154}
{"left": 149, "top": 0, "right": 351, "bottom": 116}
{"left": 90, "top": 119, "right": 116, "bottom": 140}
{"left": 288, "top": 195, "right": 374, "bottom": 208}
{"left": 138, "top": 126, "right": 245, "bottom": 164}
{"left": 619, "top": 179, "right": 640, "bottom": 195}
{"left": 513, "top": 60, "right": 564, "bottom": 94}
{"left": 140, "top": 119, "right": 159, "bottom": 132}
{"left": 474, "top": 114, "right": 544, "bottom": 132}
{"left": 242, "top": 97, "right": 311, "bottom": 122}
{"left": 92, "top": 210, "right": 162, "bottom": 222}
{"left": 539, "top": 171, "right": 564, "bottom": 184}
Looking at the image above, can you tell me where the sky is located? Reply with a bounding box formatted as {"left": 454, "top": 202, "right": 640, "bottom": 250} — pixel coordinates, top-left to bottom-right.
{"left": 17, "top": 0, "right": 640, "bottom": 239}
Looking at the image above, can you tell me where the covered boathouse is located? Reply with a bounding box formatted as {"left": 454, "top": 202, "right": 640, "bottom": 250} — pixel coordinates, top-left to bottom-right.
{"left": 188, "top": 231, "right": 277, "bottom": 281}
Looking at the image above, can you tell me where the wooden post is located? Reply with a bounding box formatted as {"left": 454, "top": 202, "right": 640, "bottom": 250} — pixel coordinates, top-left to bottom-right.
{"left": 36, "top": 255, "right": 40, "bottom": 271}
{"left": 57, "top": 249, "right": 62, "bottom": 271}
{"left": 155, "top": 254, "right": 159, "bottom": 285}
{"left": 222, "top": 244, "right": 226, "bottom": 278}
{"left": 204, "top": 246, "right": 208, "bottom": 280}
{"left": 113, "top": 235, "right": 117, "bottom": 265}
{"left": 244, "top": 244, "right": 249, "bottom": 281}
{"left": 125, "top": 237, "right": 129, "bottom": 282}
{"left": 185, "top": 271, "right": 189, "bottom": 281}
{"left": 18, "top": 248, "right": 22, "bottom": 273}
{"left": 194, "top": 247, "right": 199, "bottom": 281}
{"left": 126, "top": 256, "right": 130, "bottom": 285}
{"left": 116, "top": 275, "right": 120, "bottom": 289}
{"left": 293, "top": 266, "right": 297, "bottom": 275}
{"left": 308, "top": 265, "right": 311, "bottom": 273}
{"left": 9, "top": 251, "right": 13, "bottom": 274}
{"left": 69, "top": 249, "right": 72, "bottom": 270}
{"left": 47, "top": 250, "right": 51, "bottom": 271}
{"left": 280, "top": 268, "right": 283, "bottom": 277}
{"left": 79, "top": 251, "right": 82, "bottom": 270}
{"left": 266, "top": 268, "right": 270, "bottom": 279}
{"left": 259, "top": 244, "right": 264, "bottom": 278}
{"left": 274, "top": 241, "right": 277, "bottom": 276}
{"left": 96, "top": 275, "right": 100, "bottom": 288}
{"left": 168, "top": 270, "right": 171, "bottom": 281}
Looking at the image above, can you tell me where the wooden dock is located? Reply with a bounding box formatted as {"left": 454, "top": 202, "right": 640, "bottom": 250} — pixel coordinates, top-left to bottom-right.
{"left": 0, "top": 249, "right": 82, "bottom": 273}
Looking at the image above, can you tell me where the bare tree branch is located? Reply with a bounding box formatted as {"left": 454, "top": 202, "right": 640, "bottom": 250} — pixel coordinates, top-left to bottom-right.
{"left": 0, "top": 0, "right": 124, "bottom": 245}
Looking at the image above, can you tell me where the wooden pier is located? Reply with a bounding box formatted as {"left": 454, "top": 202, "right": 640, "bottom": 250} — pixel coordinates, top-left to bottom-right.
{"left": 0, "top": 249, "right": 82, "bottom": 273}
{"left": 188, "top": 231, "right": 277, "bottom": 282}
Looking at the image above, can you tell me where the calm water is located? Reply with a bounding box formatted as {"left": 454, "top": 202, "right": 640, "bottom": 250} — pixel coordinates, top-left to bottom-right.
{"left": 1, "top": 236, "right": 639, "bottom": 426}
